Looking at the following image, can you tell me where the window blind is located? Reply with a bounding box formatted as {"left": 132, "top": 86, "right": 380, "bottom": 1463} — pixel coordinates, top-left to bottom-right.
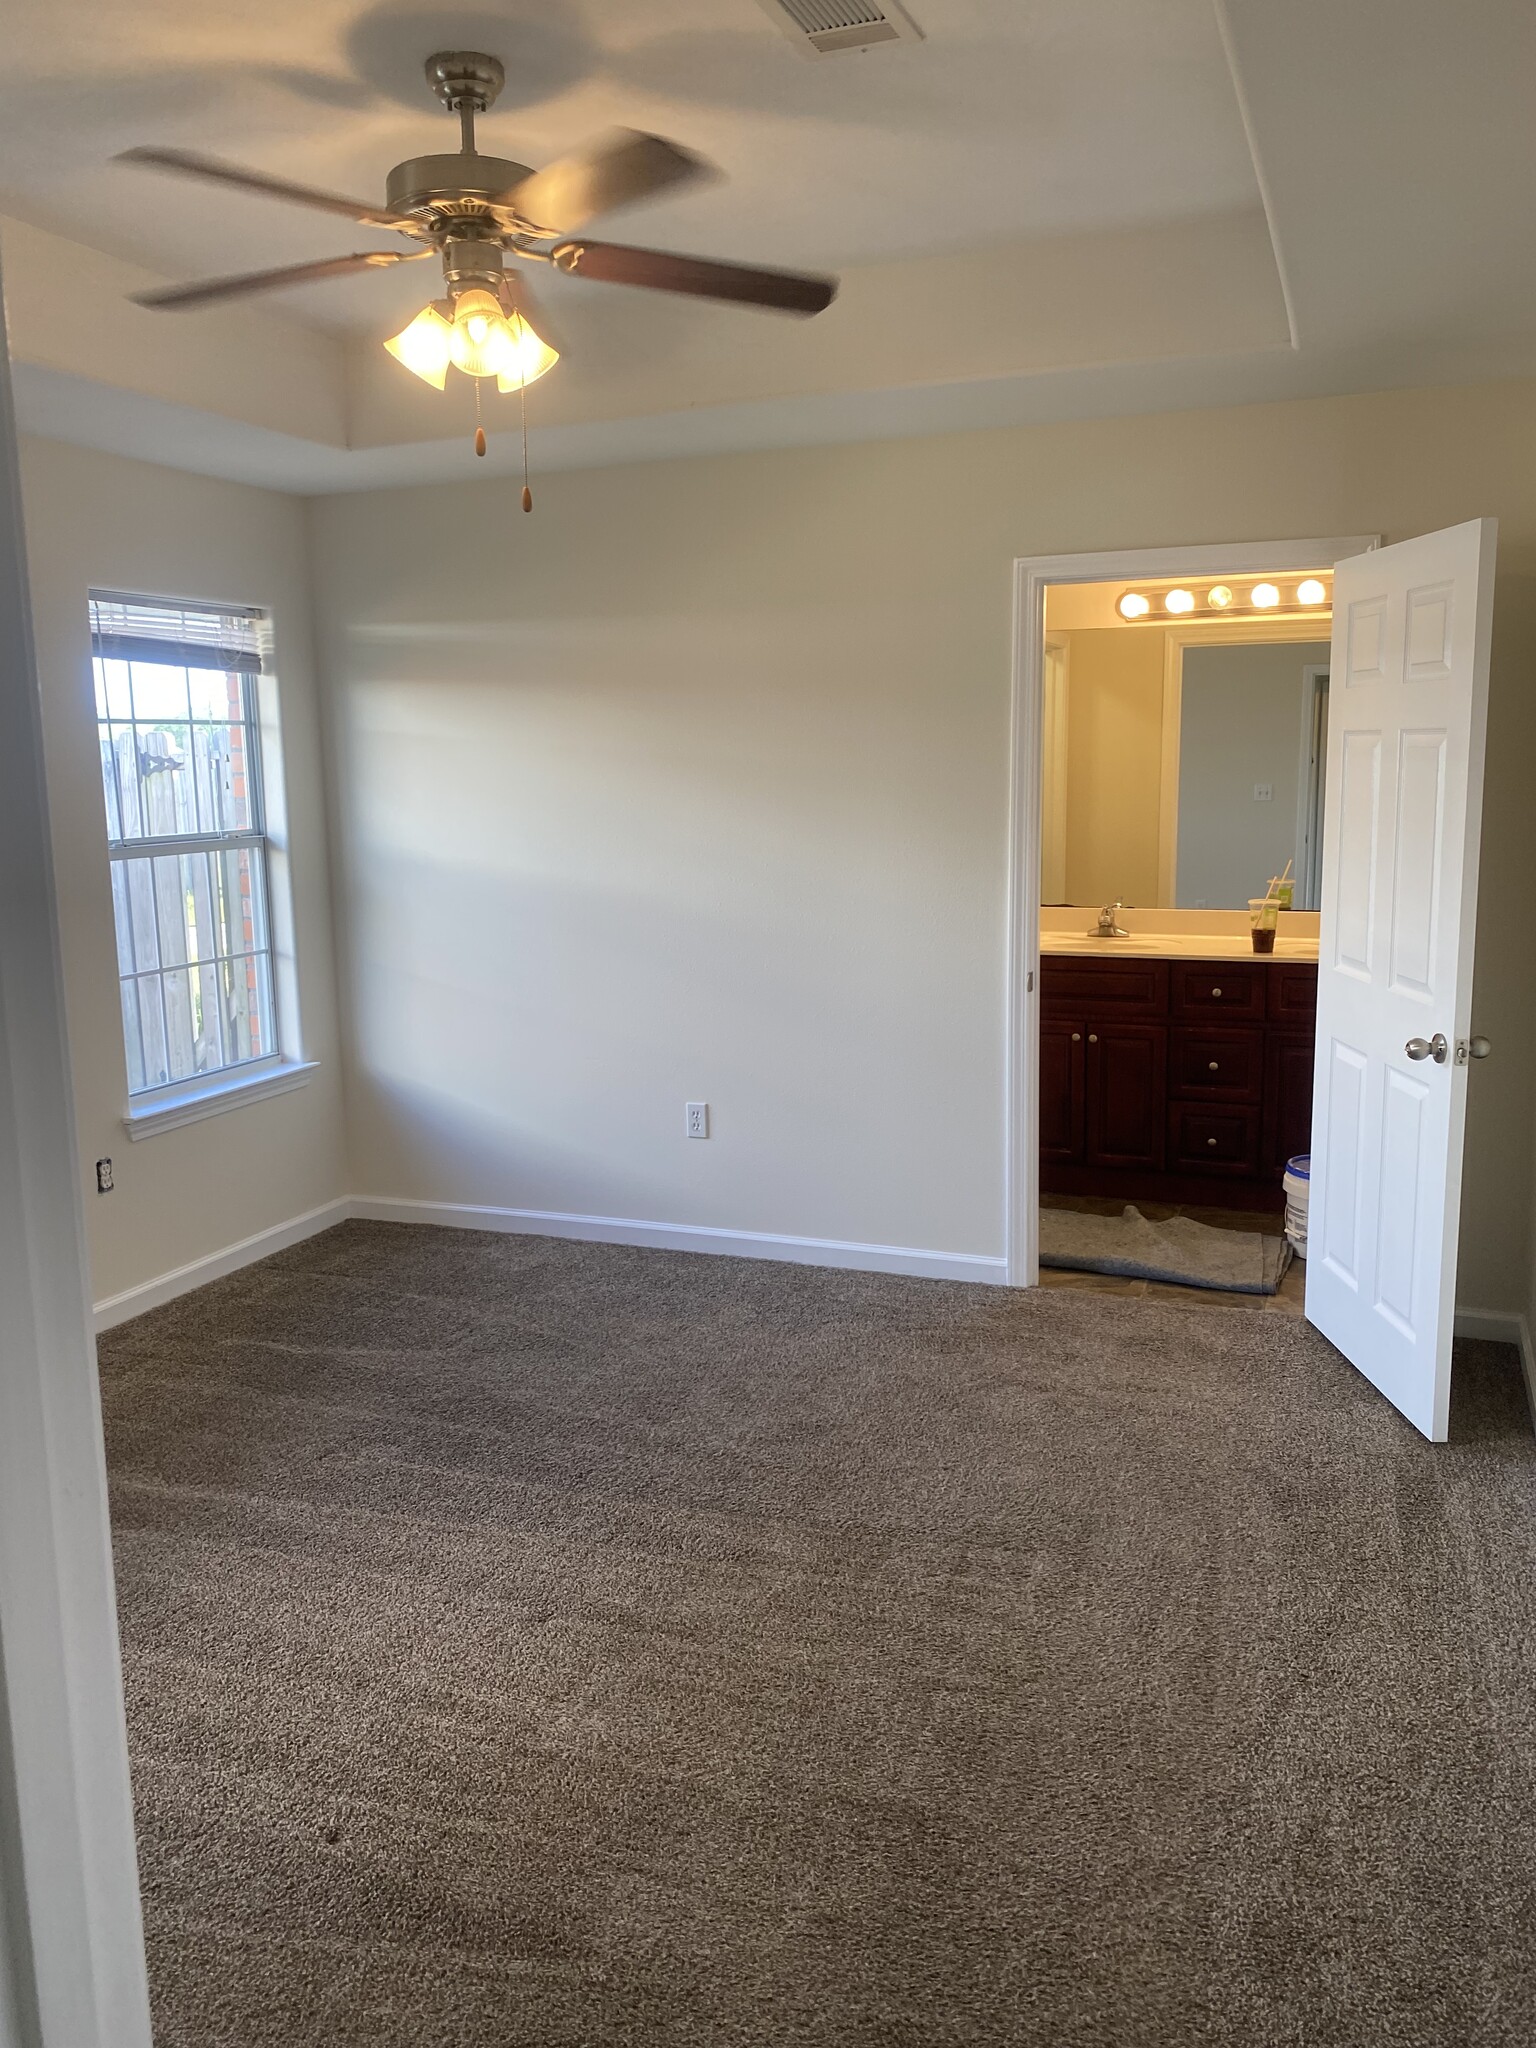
{"left": 88, "top": 595, "right": 268, "bottom": 674}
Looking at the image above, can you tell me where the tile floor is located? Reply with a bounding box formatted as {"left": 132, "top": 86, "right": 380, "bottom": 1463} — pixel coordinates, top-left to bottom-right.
{"left": 1038, "top": 1194, "right": 1307, "bottom": 1317}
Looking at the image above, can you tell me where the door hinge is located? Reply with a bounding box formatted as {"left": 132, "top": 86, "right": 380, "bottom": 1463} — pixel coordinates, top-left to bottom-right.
{"left": 1027, "top": 970, "right": 1035, "bottom": 994}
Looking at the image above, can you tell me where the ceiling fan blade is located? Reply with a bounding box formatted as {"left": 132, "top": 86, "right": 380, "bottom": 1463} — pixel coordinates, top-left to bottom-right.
{"left": 117, "top": 147, "right": 419, "bottom": 234}
{"left": 500, "top": 130, "right": 711, "bottom": 236}
{"left": 551, "top": 240, "right": 837, "bottom": 316}
{"left": 131, "top": 249, "right": 431, "bottom": 310}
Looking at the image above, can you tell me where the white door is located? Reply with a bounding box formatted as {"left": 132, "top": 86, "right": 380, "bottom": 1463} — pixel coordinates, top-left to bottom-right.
{"left": 1306, "top": 519, "right": 1496, "bottom": 1441}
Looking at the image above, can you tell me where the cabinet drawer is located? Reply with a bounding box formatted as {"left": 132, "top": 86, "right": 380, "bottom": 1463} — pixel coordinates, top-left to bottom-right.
{"left": 1170, "top": 1026, "right": 1263, "bottom": 1102}
{"left": 1040, "top": 956, "right": 1168, "bottom": 1017}
{"left": 1268, "top": 963, "right": 1319, "bottom": 1025}
{"left": 1170, "top": 962, "right": 1266, "bottom": 1022}
{"left": 1168, "top": 1101, "right": 1260, "bottom": 1174}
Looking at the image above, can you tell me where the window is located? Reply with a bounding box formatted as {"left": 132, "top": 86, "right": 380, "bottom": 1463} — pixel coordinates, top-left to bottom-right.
{"left": 90, "top": 594, "right": 280, "bottom": 1099}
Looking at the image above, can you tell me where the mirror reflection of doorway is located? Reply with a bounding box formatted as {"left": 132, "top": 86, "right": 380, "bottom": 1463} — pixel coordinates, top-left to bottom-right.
{"left": 1162, "top": 638, "right": 1331, "bottom": 911}
{"left": 1038, "top": 605, "right": 1332, "bottom": 913}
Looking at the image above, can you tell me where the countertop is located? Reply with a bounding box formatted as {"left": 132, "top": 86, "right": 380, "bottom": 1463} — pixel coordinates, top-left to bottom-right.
{"left": 1041, "top": 933, "right": 1319, "bottom": 963}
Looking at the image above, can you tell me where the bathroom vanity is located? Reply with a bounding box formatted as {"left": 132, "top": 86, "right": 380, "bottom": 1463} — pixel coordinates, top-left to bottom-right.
{"left": 1039, "top": 947, "right": 1316, "bottom": 1209}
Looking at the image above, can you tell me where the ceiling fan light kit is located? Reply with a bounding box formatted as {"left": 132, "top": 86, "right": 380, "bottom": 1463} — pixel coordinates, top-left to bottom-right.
{"left": 118, "top": 47, "right": 839, "bottom": 496}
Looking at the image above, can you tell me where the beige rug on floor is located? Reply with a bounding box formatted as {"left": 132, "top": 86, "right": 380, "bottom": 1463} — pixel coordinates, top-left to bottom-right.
{"left": 1039, "top": 1202, "right": 1292, "bottom": 1293}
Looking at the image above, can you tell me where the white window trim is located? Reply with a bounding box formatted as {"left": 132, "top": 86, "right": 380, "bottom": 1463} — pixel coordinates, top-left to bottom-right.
{"left": 91, "top": 593, "right": 317, "bottom": 1116}
{"left": 122, "top": 1056, "right": 318, "bottom": 1140}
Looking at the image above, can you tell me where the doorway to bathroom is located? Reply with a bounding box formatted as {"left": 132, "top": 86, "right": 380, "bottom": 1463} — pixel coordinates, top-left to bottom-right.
{"left": 1032, "top": 574, "right": 1334, "bottom": 1321}
{"left": 1005, "top": 526, "right": 1500, "bottom": 1443}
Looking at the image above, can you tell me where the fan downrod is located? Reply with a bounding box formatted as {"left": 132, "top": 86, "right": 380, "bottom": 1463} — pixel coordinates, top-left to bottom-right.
{"left": 425, "top": 51, "right": 505, "bottom": 152}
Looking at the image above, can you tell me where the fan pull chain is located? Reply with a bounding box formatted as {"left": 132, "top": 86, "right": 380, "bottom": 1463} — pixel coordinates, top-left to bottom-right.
{"left": 473, "top": 376, "right": 486, "bottom": 458}
{"left": 520, "top": 374, "right": 533, "bottom": 512}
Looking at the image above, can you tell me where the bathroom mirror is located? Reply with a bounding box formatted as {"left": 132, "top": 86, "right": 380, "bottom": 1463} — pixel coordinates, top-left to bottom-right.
{"left": 1040, "top": 625, "right": 1331, "bottom": 912}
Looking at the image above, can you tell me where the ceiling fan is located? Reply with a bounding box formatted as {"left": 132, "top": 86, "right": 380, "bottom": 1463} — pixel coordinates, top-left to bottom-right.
{"left": 119, "top": 50, "right": 838, "bottom": 481}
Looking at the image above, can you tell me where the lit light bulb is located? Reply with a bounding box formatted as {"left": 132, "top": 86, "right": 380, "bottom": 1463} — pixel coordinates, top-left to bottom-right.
{"left": 383, "top": 302, "right": 454, "bottom": 388}
{"left": 495, "top": 310, "right": 560, "bottom": 392}
{"left": 1207, "top": 584, "right": 1234, "bottom": 610}
{"left": 1297, "top": 577, "right": 1327, "bottom": 606}
{"left": 1251, "top": 582, "right": 1281, "bottom": 609}
{"left": 1164, "top": 588, "right": 1195, "bottom": 615}
{"left": 448, "top": 289, "right": 514, "bottom": 378}
{"left": 1117, "top": 591, "right": 1150, "bottom": 620}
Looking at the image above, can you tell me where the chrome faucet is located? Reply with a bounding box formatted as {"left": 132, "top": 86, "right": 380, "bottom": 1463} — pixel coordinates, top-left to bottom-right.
{"left": 1090, "top": 900, "right": 1130, "bottom": 938}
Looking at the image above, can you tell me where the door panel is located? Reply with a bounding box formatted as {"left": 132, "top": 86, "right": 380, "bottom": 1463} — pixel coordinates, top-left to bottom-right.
{"left": 1086, "top": 1024, "right": 1166, "bottom": 1170}
{"left": 1306, "top": 519, "right": 1496, "bottom": 1441}
{"left": 1039, "top": 1018, "right": 1085, "bottom": 1163}
{"left": 1264, "top": 1036, "right": 1315, "bottom": 1174}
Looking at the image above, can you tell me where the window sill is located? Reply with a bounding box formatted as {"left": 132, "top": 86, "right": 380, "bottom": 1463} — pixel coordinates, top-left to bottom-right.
{"left": 122, "top": 1061, "right": 318, "bottom": 1141}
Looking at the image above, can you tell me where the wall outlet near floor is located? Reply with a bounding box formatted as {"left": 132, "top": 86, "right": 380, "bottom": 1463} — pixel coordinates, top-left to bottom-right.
{"left": 96, "top": 1157, "right": 114, "bottom": 1193}
{"left": 686, "top": 1101, "right": 709, "bottom": 1140}
{"left": 1253, "top": 782, "right": 1274, "bottom": 802}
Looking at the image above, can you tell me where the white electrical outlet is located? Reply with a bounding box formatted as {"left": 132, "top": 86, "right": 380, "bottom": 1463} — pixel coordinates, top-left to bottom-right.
{"left": 686, "top": 1101, "right": 709, "bottom": 1139}
{"left": 1253, "top": 782, "right": 1274, "bottom": 802}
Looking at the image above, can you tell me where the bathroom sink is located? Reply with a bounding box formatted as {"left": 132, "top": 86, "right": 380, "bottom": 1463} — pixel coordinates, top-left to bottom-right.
{"left": 1041, "top": 931, "right": 1319, "bottom": 961}
{"left": 1043, "top": 933, "right": 1183, "bottom": 954}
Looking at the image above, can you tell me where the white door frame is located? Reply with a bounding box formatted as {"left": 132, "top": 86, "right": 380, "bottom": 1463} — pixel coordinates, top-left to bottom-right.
{"left": 1293, "top": 662, "right": 1331, "bottom": 911}
{"left": 0, "top": 275, "right": 154, "bottom": 2042}
{"left": 1005, "top": 537, "right": 1378, "bottom": 1286}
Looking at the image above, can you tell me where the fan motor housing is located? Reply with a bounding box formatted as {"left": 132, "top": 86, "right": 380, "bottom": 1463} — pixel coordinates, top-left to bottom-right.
{"left": 386, "top": 153, "right": 534, "bottom": 221}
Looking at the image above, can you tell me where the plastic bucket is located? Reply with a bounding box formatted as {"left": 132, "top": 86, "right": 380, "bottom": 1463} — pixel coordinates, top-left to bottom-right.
{"left": 1283, "top": 1154, "right": 1310, "bottom": 1258}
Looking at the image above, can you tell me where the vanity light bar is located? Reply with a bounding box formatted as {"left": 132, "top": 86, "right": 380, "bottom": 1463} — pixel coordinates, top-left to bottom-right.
{"left": 1115, "top": 576, "right": 1332, "bottom": 623}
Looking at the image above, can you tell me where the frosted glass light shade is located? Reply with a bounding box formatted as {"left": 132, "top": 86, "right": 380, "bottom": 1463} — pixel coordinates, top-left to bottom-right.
{"left": 448, "top": 289, "right": 511, "bottom": 378}
{"left": 384, "top": 303, "right": 453, "bottom": 388}
{"left": 495, "top": 310, "right": 560, "bottom": 392}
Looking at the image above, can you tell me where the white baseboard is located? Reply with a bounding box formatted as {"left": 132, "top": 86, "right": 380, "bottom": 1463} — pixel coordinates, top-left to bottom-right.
{"left": 1454, "top": 1307, "right": 1536, "bottom": 1429}
{"left": 92, "top": 1197, "right": 352, "bottom": 1332}
{"left": 349, "top": 1195, "right": 1008, "bottom": 1286}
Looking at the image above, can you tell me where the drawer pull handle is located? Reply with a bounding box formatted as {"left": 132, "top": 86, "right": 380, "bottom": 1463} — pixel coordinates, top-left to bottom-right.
{"left": 1208, "top": 1060, "right": 1219, "bottom": 1072}
{"left": 1071, "top": 1032, "right": 1082, "bottom": 1042}
{"left": 1211, "top": 986, "right": 1223, "bottom": 998}
{"left": 1088, "top": 1033, "right": 1098, "bottom": 1043}
{"left": 1207, "top": 1137, "right": 1218, "bottom": 1147}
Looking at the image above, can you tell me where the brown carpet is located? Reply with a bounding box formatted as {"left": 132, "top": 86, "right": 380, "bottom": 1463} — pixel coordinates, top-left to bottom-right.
{"left": 98, "top": 1221, "right": 1536, "bottom": 2048}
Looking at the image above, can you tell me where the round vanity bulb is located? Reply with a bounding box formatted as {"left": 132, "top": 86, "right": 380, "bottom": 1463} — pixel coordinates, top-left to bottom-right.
{"left": 1251, "top": 582, "right": 1281, "bottom": 609}
{"left": 1297, "top": 577, "right": 1328, "bottom": 606}
{"left": 1164, "top": 588, "right": 1195, "bottom": 615}
{"left": 1206, "top": 584, "right": 1234, "bottom": 609}
{"left": 1117, "top": 591, "right": 1150, "bottom": 620}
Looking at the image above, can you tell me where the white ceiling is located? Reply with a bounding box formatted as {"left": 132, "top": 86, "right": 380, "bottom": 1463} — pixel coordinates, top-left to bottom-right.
{"left": 0, "top": 1, "right": 1260, "bottom": 326}
{"left": 2, "top": 1, "right": 1534, "bottom": 491}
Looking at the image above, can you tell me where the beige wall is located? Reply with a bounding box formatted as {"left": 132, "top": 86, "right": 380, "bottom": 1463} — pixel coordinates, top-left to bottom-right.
{"left": 1059, "top": 627, "right": 1165, "bottom": 906}
{"left": 309, "top": 377, "right": 1536, "bottom": 1316}
{"left": 19, "top": 439, "right": 347, "bottom": 1305}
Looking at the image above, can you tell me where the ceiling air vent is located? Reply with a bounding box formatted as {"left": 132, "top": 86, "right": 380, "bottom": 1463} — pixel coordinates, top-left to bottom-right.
{"left": 754, "top": 0, "right": 924, "bottom": 58}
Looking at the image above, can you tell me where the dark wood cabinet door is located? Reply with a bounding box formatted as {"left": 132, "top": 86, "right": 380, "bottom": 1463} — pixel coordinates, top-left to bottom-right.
{"left": 1265, "top": 1035, "right": 1316, "bottom": 1174}
{"left": 1039, "top": 1017, "right": 1086, "bottom": 1163}
{"left": 1086, "top": 1024, "right": 1166, "bottom": 1171}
